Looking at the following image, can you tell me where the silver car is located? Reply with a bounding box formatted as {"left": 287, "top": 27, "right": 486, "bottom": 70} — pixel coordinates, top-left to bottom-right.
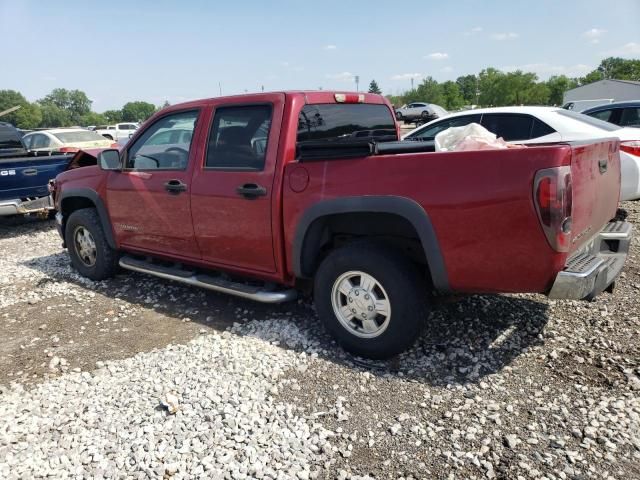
{"left": 395, "top": 102, "right": 448, "bottom": 123}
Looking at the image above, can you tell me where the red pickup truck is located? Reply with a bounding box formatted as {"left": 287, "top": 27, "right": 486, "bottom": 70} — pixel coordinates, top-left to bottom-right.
{"left": 52, "top": 91, "right": 632, "bottom": 359}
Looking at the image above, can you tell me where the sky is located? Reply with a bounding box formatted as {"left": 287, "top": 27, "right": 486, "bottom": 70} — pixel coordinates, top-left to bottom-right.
{"left": 1, "top": 0, "right": 639, "bottom": 111}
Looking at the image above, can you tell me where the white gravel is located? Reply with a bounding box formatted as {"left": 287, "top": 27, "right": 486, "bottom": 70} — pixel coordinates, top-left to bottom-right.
{"left": 0, "top": 320, "right": 332, "bottom": 479}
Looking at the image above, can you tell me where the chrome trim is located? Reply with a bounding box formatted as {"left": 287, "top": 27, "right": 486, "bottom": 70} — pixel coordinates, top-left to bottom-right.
{"left": 119, "top": 257, "right": 297, "bottom": 304}
{"left": 548, "top": 221, "right": 632, "bottom": 300}
{"left": 0, "top": 195, "right": 53, "bottom": 216}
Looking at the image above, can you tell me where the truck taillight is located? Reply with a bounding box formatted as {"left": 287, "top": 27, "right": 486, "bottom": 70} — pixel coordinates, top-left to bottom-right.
{"left": 334, "top": 93, "right": 365, "bottom": 103}
{"left": 620, "top": 141, "right": 640, "bottom": 157}
{"left": 59, "top": 147, "right": 79, "bottom": 153}
{"left": 534, "top": 166, "right": 572, "bottom": 252}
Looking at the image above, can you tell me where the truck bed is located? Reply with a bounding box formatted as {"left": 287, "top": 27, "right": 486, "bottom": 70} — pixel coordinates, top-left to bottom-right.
{"left": 0, "top": 154, "right": 72, "bottom": 202}
{"left": 283, "top": 139, "right": 621, "bottom": 294}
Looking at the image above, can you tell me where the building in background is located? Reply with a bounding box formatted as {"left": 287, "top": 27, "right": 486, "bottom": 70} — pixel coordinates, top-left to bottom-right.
{"left": 563, "top": 79, "right": 640, "bottom": 111}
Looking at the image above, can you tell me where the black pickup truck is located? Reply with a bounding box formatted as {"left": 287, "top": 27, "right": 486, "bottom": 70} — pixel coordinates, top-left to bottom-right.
{"left": 0, "top": 122, "right": 73, "bottom": 216}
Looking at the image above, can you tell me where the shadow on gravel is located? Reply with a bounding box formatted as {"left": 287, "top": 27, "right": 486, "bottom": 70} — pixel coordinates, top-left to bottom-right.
{"left": 24, "top": 248, "right": 549, "bottom": 387}
{"left": 0, "top": 216, "right": 54, "bottom": 240}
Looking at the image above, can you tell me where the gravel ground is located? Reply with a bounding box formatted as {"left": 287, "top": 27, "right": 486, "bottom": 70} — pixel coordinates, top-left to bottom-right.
{"left": 0, "top": 202, "right": 639, "bottom": 479}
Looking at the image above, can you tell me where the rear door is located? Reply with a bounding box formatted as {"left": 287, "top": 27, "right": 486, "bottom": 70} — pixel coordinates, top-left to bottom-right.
{"left": 190, "top": 94, "right": 285, "bottom": 273}
{"left": 105, "top": 109, "right": 202, "bottom": 258}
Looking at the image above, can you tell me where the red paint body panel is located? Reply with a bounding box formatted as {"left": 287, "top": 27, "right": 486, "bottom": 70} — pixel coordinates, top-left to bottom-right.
{"left": 53, "top": 91, "right": 622, "bottom": 294}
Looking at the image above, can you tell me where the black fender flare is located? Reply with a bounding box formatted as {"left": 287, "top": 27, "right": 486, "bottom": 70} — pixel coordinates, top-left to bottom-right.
{"left": 59, "top": 188, "right": 117, "bottom": 249}
{"left": 292, "top": 196, "right": 449, "bottom": 292}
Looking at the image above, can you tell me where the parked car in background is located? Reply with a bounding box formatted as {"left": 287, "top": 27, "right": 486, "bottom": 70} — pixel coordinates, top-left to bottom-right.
{"left": 0, "top": 122, "right": 74, "bottom": 216}
{"left": 403, "top": 106, "right": 640, "bottom": 201}
{"left": 22, "top": 129, "right": 114, "bottom": 153}
{"left": 395, "top": 102, "right": 448, "bottom": 124}
{"left": 582, "top": 101, "right": 640, "bottom": 128}
{"left": 51, "top": 91, "right": 631, "bottom": 359}
{"left": 95, "top": 123, "right": 139, "bottom": 141}
{"left": 563, "top": 99, "right": 614, "bottom": 112}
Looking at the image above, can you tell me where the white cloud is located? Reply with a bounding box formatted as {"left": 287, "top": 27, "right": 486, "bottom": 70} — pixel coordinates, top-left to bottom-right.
{"left": 604, "top": 42, "right": 640, "bottom": 57}
{"left": 324, "top": 44, "right": 337, "bottom": 50}
{"left": 326, "top": 72, "right": 355, "bottom": 82}
{"left": 491, "top": 32, "right": 519, "bottom": 41}
{"left": 440, "top": 66, "right": 454, "bottom": 73}
{"left": 425, "top": 52, "right": 449, "bottom": 60}
{"left": 583, "top": 28, "right": 606, "bottom": 44}
{"left": 501, "top": 63, "right": 592, "bottom": 78}
{"left": 391, "top": 73, "right": 423, "bottom": 81}
{"left": 464, "top": 26, "right": 483, "bottom": 36}
{"left": 280, "top": 61, "right": 290, "bottom": 67}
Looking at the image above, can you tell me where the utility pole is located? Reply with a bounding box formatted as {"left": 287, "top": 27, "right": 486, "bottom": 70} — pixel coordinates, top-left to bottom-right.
{"left": 261, "top": 85, "right": 264, "bottom": 92}
{"left": 411, "top": 77, "right": 414, "bottom": 91}
{"left": 218, "top": 82, "right": 222, "bottom": 96}
{"left": 355, "top": 75, "right": 360, "bottom": 92}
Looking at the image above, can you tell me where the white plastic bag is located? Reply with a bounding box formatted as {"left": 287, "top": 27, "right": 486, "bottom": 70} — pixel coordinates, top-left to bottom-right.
{"left": 434, "top": 122, "right": 517, "bottom": 152}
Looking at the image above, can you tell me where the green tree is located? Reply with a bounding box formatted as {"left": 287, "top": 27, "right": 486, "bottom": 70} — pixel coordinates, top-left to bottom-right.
{"left": 103, "top": 110, "right": 123, "bottom": 123}
{"left": 80, "top": 111, "right": 108, "bottom": 126}
{"left": 368, "top": 80, "right": 382, "bottom": 94}
{"left": 415, "top": 76, "right": 445, "bottom": 105}
{"left": 0, "top": 90, "right": 42, "bottom": 128}
{"left": 455, "top": 75, "right": 478, "bottom": 105}
{"left": 39, "top": 104, "right": 72, "bottom": 127}
{"left": 39, "top": 88, "right": 92, "bottom": 124}
{"left": 121, "top": 101, "right": 156, "bottom": 122}
{"left": 160, "top": 100, "right": 171, "bottom": 109}
{"left": 477, "top": 68, "right": 509, "bottom": 106}
{"left": 594, "top": 57, "right": 640, "bottom": 81}
{"left": 441, "top": 81, "right": 465, "bottom": 110}
{"left": 546, "top": 75, "right": 579, "bottom": 105}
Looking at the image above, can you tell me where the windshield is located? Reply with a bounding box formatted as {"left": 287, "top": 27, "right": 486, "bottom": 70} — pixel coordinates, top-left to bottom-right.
{"left": 556, "top": 110, "right": 621, "bottom": 132}
{"left": 53, "top": 131, "right": 109, "bottom": 143}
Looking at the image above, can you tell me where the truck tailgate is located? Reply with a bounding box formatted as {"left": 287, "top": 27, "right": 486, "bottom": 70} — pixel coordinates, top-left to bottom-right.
{"left": 0, "top": 156, "right": 70, "bottom": 201}
{"left": 567, "top": 139, "right": 620, "bottom": 254}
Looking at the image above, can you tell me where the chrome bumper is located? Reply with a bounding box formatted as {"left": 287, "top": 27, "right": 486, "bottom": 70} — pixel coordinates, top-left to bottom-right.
{"left": 548, "top": 220, "right": 633, "bottom": 300}
{"left": 0, "top": 195, "right": 54, "bottom": 216}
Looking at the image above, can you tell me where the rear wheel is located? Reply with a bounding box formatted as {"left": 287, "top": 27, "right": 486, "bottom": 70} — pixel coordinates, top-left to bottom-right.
{"left": 314, "top": 242, "right": 428, "bottom": 359}
{"left": 65, "top": 208, "right": 119, "bottom": 280}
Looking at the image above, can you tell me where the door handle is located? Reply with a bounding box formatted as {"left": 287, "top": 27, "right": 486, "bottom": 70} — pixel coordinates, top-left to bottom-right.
{"left": 23, "top": 168, "right": 38, "bottom": 176}
{"left": 598, "top": 158, "right": 608, "bottom": 174}
{"left": 236, "top": 183, "right": 267, "bottom": 199}
{"left": 164, "top": 179, "right": 187, "bottom": 194}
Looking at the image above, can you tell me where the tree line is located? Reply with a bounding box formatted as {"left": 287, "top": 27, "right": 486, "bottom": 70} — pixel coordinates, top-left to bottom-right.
{"left": 2, "top": 57, "right": 638, "bottom": 129}
{"left": 375, "top": 57, "right": 640, "bottom": 110}
{"left": 0, "top": 88, "right": 167, "bottom": 129}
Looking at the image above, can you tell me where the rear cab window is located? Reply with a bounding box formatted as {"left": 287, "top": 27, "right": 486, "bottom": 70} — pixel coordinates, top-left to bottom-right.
{"left": 297, "top": 104, "right": 397, "bottom": 144}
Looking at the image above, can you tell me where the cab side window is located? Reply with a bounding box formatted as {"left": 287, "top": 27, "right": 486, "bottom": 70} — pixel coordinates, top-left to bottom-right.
{"left": 206, "top": 105, "right": 272, "bottom": 170}
{"left": 125, "top": 110, "right": 198, "bottom": 170}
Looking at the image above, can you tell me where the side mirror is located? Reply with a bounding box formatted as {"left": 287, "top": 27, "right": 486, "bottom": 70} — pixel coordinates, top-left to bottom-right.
{"left": 97, "top": 149, "right": 121, "bottom": 170}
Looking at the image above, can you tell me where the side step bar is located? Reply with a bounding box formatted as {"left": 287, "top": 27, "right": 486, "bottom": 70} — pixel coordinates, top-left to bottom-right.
{"left": 119, "top": 256, "right": 297, "bottom": 304}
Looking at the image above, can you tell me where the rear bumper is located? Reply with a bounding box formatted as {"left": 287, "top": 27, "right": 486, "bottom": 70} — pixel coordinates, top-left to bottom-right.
{"left": 0, "top": 195, "right": 53, "bottom": 216}
{"left": 548, "top": 220, "right": 633, "bottom": 300}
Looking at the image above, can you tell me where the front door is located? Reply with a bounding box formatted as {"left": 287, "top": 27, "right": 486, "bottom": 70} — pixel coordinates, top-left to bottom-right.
{"left": 106, "top": 109, "right": 202, "bottom": 259}
{"left": 190, "top": 94, "right": 285, "bottom": 273}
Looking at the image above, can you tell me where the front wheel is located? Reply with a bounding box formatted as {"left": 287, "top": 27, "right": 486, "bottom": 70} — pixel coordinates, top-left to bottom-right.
{"left": 65, "top": 208, "right": 119, "bottom": 280}
{"left": 314, "top": 242, "right": 429, "bottom": 359}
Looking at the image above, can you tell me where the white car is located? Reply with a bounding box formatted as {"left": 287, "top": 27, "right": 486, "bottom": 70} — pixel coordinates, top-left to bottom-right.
{"left": 95, "top": 123, "right": 139, "bottom": 141}
{"left": 22, "top": 128, "right": 114, "bottom": 153}
{"left": 395, "top": 102, "right": 448, "bottom": 124}
{"left": 403, "top": 106, "right": 640, "bottom": 201}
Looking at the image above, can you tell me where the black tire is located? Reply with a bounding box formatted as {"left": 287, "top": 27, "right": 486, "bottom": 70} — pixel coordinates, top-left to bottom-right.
{"left": 420, "top": 111, "right": 431, "bottom": 120}
{"left": 103, "top": 134, "right": 114, "bottom": 140}
{"left": 395, "top": 112, "right": 403, "bottom": 121}
{"left": 65, "top": 208, "right": 119, "bottom": 280}
{"left": 314, "top": 242, "right": 429, "bottom": 359}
